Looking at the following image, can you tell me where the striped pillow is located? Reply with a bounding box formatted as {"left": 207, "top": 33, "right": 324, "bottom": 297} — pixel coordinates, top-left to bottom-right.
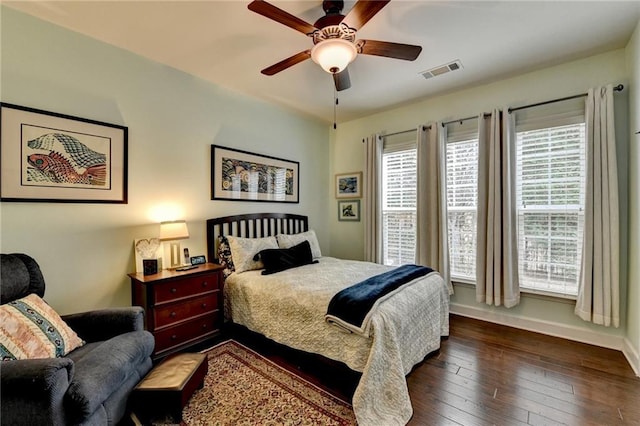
{"left": 0, "top": 294, "right": 85, "bottom": 361}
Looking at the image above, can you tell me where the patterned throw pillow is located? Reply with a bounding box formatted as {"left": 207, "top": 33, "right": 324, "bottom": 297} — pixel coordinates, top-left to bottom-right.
{"left": 218, "top": 235, "right": 235, "bottom": 279}
{"left": 226, "top": 235, "right": 279, "bottom": 274}
{"left": 277, "top": 230, "right": 322, "bottom": 259}
{"left": 0, "top": 294, "right": 85, "bottom": 361}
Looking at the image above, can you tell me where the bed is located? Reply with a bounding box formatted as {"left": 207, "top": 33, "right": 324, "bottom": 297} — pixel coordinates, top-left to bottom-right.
{"left": 206, "top": 213, "right": 450, "bottom": 426}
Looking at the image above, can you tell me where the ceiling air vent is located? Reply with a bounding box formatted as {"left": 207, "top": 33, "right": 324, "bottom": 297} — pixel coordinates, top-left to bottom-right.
{"left": 420, "top": 60, "right": 463, "bottom": 80}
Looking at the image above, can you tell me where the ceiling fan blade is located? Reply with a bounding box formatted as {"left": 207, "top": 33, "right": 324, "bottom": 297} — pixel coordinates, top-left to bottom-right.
{"left": 248, "top": 0, "right": 317, "bottom": 35}
{"left": 333, "top": 69, "right": 351, "bottom": 91}
{"left": 341, "top": 0, "right": 391, "bottom": 31}
{"left": 357, "top": 39, "right": 422, "bottom": 61}
{"left": 261, "top": 50, "right": 312, "bottom": 76}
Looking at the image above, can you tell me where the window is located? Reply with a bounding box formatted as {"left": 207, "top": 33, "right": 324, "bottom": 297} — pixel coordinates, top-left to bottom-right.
{"left": 446, "top": 138, "right": 478, "bottom": 281}
{"left": 445, "top": 120, "right": 479, "bottom": 282}
{"left": 516, "top": 122, "right": 586, "bottom": 297}
{"left": 377, "top": 104, "right": 586, "bottom": 300}
{"left": 382, "top": 147, "right": 417, "bottom": 266}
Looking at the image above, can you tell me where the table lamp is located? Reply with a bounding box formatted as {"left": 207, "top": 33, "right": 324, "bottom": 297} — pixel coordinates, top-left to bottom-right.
{"left": 159, "top": 220, "right": 189, "bottom": 269}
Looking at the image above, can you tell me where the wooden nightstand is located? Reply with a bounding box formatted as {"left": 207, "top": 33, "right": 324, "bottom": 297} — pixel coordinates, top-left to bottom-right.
{"left": 129, "top": 263, "right": 224, "bottom": 360}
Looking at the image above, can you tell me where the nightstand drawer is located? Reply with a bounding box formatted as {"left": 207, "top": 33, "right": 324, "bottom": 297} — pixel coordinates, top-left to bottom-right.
{"left": 154, "top": 293, "right": 219, "bottom": 328}
{"left": 129, "top": 263, "right": 224, "bottom": 360}
{"left": 154, "top": 314, "right": 220, "bottom": 353}
{"left": 154, "top": 274, "right": 219, "bottom": 303}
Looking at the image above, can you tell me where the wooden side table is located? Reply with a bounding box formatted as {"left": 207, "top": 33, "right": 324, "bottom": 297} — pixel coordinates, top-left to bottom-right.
{"left": 129, "top": 263, "right": 224, "bottom": 360}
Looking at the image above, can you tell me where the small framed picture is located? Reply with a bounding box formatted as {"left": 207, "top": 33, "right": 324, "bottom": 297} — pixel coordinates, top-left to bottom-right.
{"left": 335, "top": 172, "right": 362, "bottom": 198}
{"left": 338, "top": 200, "right": 360, "bottom": 222}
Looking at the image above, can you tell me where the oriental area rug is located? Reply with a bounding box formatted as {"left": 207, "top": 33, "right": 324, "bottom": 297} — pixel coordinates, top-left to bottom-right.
{"left": 177, "top": 340, "right": 356, "bottom": 425}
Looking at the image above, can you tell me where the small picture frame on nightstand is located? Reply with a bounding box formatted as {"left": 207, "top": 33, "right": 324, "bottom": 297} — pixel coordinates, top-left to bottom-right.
{"left": 142, "top": 259, "right": 160, "bottom": 275}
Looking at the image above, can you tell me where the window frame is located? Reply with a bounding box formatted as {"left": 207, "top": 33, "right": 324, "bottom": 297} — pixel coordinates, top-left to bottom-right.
{"left": 444, "top": 120, "right": 480, "bottom": 283}
{"left": 380, "top": 136, "right": 418, "bottom": 267}
{"left": 515, "top": 121, "right": 586, "bottom": 299}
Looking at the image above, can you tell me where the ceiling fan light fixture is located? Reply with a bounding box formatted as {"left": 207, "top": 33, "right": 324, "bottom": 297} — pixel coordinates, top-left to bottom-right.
{"left": 311, "top": 38, "right": 357, "bottom": 74}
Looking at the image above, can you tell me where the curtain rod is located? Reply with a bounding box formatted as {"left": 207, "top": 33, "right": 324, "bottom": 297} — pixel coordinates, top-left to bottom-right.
{"left": 364, "top": 85, "right": 625, "bottom": 141}
{"left": 363, "top": 125, "right": 430, "bottom": 142}
{"left": 508, "top": 84, "right": 624, "bottom": 114}
{"left": 382, "top": 125, "right": 430, "bottom": 138}
{"left": 441, "top": 113, "right": 492, "bottom": 127}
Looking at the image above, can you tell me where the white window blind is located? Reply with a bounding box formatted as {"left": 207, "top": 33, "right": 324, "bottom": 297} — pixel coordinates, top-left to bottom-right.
{"left": 445, "top": 119, "right": 479, "bottom": 282}
{"left": 516, "top": 122, "right": 586, "bottom": 297}
{"left": 446, "top": 138, "right": 478, "bottom": 281}
{"left": 382, "top": 147, "right": 417, "bottom": 266}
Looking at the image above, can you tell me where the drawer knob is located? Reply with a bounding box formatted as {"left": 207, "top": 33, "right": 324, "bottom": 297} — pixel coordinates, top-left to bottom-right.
{"left": 201, "top": 303, "right": 207, "bottom": 309}
{"left": 202, "top": 281, "right": 208, "bottom": 287}
{"left": 202, "top": 324, "right": 207, "bottom": 329}
{"left": 171, "top": 334, "right": 177, "bottom": 340}
{"left": 170, "top": 288, "right": 177, "bottom": 293}
{"left": 170, "top": 311, "right": 176, "bottom": 317}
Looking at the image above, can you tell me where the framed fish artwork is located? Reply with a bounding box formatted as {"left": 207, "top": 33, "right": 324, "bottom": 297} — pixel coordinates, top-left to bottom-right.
{"left": 0, "top": 103, "right": 127, "bottom": 203}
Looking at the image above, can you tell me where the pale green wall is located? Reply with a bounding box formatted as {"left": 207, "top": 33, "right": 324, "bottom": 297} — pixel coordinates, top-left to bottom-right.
{"left": 2, "top": 6, "right": 637, "bottom": 364}
{"left": 331, "top": 49, "right": 633, "bottom": 345}
{"left": 0, "top": 7, "right": 330, "bottom": 314}
{"left": 625, "top": 19, "right": 640, "bottom": 366}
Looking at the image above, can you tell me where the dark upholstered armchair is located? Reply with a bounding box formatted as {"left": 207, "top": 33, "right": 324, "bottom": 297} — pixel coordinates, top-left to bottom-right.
{"left": 0, "top": 253, "right": 155, "bottom": 425}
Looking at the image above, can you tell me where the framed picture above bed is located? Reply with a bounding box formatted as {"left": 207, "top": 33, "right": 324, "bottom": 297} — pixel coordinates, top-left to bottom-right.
{"left": 338, "top": 199, "right": 360, "bottom": 221}
{"left": 211, "top": 145, "right": 299, "bottom": 203}
{"left": 0, "top": 103, "right": 128, "bottom": 203}
{"left": 335, "top": 171, "right": 362, "bottom": 198}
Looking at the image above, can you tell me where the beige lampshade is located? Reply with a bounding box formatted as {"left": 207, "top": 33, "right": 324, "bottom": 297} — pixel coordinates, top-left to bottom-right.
{"left": 159, "top": 220, "right": 189, "bottom": 241}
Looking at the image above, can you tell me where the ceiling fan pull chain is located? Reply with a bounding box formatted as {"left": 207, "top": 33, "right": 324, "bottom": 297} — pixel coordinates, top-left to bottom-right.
{"left": 333, "top": 87, "right": 338, "bottom": 129}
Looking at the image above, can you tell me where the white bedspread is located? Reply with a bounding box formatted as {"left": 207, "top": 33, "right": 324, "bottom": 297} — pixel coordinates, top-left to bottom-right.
{"left": 224, "top": 257, "right": 450, "bottom": 426}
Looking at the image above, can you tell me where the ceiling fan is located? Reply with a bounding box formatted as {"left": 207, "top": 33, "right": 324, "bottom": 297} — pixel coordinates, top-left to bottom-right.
{"left": 248, "top": 0, "right": 422, "bottom": 91}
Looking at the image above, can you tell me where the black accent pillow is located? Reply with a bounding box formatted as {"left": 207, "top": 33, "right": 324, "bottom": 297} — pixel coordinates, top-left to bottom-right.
{"left": 253, "top": 240, "right": 318, "bottom": 275}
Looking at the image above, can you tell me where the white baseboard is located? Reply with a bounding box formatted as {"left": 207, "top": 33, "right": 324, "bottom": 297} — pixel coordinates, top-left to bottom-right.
{"left": 622, "top": 338, "right": 640, "bottom": 376}
{"left": 450, "top": 302, "right": 624, "bottom": 350}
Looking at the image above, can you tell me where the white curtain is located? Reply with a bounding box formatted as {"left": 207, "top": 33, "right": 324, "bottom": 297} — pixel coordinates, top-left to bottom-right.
{"left": 416, "top": 124, "right": 452, "bottom": 294}
{"left": 476, "top": 109, "right": 520, "bottom": 307}
{"left": 575, "top": 85, "right": 620, "bottom": 327}
{"left": 363, "top": 134, "right": 383, "bottom": 263}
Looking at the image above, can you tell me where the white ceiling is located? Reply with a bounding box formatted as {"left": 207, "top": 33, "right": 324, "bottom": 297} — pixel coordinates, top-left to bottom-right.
{"left": 5, "top": 1, "right": 640, "bottom": 124}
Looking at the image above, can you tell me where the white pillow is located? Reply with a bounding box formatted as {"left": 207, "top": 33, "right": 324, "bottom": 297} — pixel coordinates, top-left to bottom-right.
{"left": 277, "top": 230, "right": 322, "bottom": 259}
{"left": 227, "top": 235, "right": 278, "bottom": 274}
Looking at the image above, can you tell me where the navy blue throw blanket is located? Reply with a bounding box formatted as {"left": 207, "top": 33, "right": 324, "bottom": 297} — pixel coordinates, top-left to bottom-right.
{"left": 325, "top": 264, "right": 433, "bottom": 335}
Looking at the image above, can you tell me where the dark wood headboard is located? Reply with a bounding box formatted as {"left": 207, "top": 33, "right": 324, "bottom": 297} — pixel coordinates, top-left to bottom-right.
{"left": 206, "top": 213, "right": 309, "bottom": 262}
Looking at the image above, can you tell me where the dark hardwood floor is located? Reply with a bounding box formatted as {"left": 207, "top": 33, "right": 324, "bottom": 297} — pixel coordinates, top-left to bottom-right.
{"left": 232, "top": 315, "right": 640, "bottom": 426}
